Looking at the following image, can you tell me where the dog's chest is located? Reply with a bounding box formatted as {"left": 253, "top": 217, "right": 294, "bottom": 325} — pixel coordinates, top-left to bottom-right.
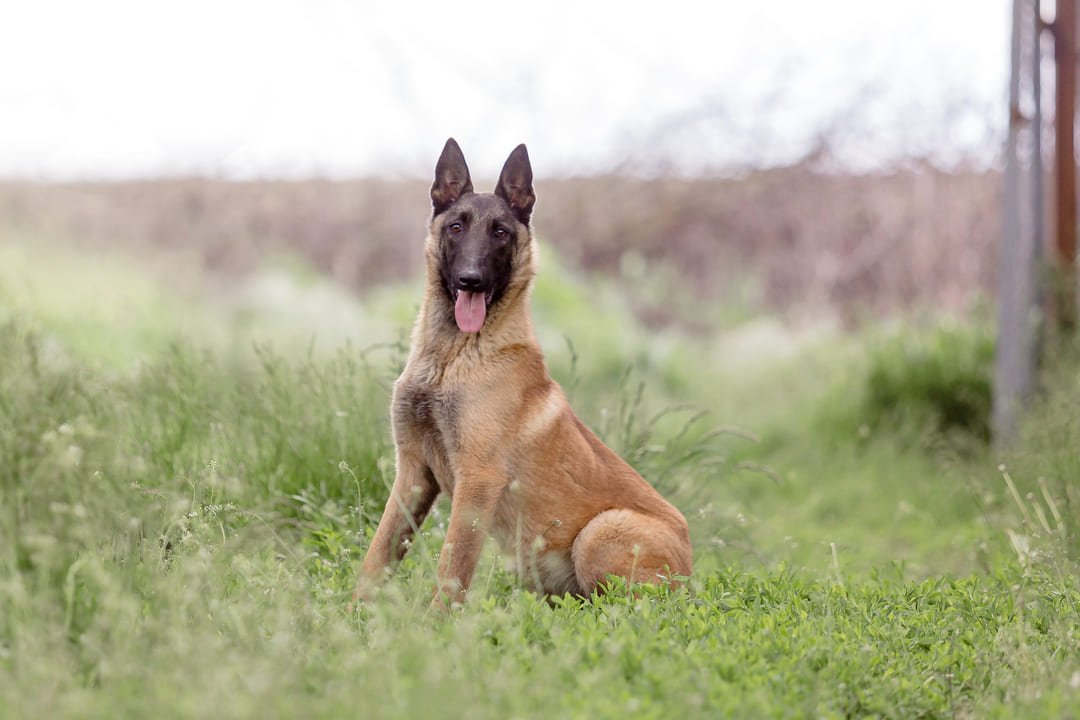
{"left": 393, "top": 380, "right": 461, "bottom": 491}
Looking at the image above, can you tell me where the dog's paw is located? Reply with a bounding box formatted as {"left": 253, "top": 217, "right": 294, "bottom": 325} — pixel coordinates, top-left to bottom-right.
{"left": 429, "top": 586, "right": 466, "bottom": 613}
{"left": 349, "top": 581, "right": 376, "bottom": 612}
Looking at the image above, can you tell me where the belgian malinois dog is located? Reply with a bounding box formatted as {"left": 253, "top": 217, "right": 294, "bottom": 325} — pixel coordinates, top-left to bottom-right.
{"left": 353, "top": 139, "right": 692, "bottom": 609}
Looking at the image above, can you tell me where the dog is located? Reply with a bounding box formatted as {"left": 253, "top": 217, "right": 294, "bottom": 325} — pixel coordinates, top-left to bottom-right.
{"left": 352, "top": 139, "right": 692, "bottom": 609}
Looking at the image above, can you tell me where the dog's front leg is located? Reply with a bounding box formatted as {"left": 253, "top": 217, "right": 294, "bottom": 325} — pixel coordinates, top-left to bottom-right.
{"left": 353, "top": 448, "right": 438, "bottom": 604}
{"left": 431, "top": 472, "right": 505, "bottom": 610}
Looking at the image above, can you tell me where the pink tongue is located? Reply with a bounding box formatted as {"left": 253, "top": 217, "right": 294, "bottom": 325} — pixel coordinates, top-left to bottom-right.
{"left": 454, "top": 291, "right": 487, "bottom": 333}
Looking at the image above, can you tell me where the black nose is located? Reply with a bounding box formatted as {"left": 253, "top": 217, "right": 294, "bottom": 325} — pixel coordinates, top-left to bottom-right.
{"left": 457, "top": 270, "right": 483, "bottom": 290}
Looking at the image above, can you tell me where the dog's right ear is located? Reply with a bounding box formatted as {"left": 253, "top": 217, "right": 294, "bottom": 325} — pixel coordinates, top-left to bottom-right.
{"left": 431, "top": 138, "right": 473, "bottom": 216}
{"left": 495, "top": 144, "right": 535, "bottom": 225}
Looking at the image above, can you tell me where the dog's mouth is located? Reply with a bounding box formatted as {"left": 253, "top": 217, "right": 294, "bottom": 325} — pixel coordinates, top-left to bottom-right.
{"left": 452, "top": 288, "right": 494, "bottom": 333}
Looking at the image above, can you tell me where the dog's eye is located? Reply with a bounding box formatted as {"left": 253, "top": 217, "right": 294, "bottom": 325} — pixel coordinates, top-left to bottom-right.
{"left": 449, "top": 222, "right": 463, "bottom": 234}
{"left": 493, "top": 226, "right": 508, "bottom": 239}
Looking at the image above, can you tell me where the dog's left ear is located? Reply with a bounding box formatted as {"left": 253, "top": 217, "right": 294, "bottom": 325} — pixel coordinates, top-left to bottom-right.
{"left": 495, "top": 144, "right": 535, "bottom": 225}
{"left": 431, "top": 138, "right": 474, "bottom": 216}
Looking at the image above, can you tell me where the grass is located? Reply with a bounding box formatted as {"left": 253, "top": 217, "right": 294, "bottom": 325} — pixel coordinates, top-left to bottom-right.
{"left": 2, "top": 236, "right": 1080, "bottom": 718}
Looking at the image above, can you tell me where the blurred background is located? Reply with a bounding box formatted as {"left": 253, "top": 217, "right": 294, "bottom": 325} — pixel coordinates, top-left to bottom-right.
{"left": 0, "top": 0, "right": 1007, "bottom": 341}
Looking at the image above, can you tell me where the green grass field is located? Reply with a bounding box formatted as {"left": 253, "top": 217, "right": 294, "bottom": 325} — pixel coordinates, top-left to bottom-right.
{"left": 2, "top": 237, "right": 1079, "bottom": 718}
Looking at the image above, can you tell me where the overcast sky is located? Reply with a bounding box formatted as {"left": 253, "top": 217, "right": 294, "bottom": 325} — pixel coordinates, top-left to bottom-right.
{"left": 0, "top": 0, "right": 1009, "bottom": 179}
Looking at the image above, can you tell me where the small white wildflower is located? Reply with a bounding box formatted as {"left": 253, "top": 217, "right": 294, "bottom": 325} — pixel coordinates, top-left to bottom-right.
{"left": 64, "top": 445, "right": 83, "bottom": 468}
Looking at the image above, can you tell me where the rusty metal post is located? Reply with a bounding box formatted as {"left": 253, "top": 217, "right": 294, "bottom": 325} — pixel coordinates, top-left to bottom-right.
{"left": 1054, "top": 0, "right": 1078, "bottom": 331}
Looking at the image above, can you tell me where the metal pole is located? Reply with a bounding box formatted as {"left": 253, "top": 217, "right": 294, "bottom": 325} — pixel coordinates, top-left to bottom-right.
{"left": 1055, "top": 0, "right": 1078, "bottom": 331}
{"left": 1034, "top": 0, "right": 1044, "bottom": 280}
{"left": 994, "top": 0, "right": 1038, "bottom": 443}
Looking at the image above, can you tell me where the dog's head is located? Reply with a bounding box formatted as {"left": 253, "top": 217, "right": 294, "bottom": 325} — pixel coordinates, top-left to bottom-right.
{"left": 428, "top": 138, "right": 536, "bottom": 334}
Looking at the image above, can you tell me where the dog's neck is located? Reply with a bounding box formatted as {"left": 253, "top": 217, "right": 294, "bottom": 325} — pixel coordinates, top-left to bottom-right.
{"left": 409, "top": 267, "right": 539, "bottom": 377}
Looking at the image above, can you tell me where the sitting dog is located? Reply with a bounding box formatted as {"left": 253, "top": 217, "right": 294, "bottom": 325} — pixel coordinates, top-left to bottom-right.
{"left": 353, "top": 139, "right": 692, "bottom": 608}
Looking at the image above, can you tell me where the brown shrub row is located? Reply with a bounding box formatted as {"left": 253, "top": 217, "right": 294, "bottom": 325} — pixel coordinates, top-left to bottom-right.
{"left": 0, "top": 165, "right": 999, "bottom": 324}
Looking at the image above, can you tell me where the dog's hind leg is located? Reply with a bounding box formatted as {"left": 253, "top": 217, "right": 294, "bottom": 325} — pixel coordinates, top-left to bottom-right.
{"left": 571, "top": 509, "right": 692, "bottom": 596}
{"left": 353, "top": 451, "right": 439, "bottom": 603}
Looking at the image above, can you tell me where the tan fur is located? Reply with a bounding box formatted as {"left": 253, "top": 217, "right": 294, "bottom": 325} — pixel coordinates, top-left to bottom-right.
{"left": 353, "top": 167, "right": 692, "bottom": 610}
